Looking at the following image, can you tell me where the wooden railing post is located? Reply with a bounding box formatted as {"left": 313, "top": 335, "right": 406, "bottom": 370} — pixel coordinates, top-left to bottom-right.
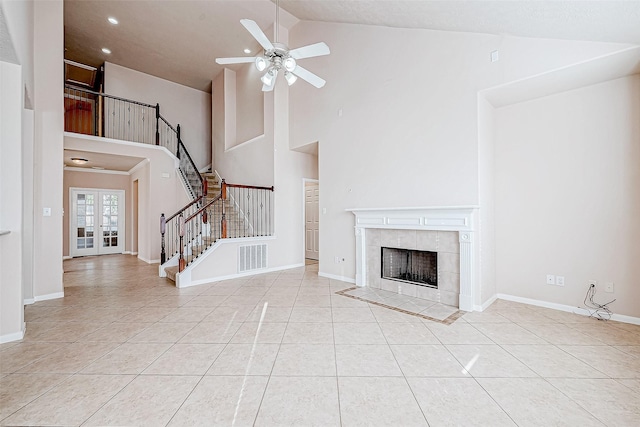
{"left": 221, "top": 179, "right": 227, "bottom": 238}
{"left": 178, "top": 214, "right": 185, "bottom": 272}
{"left": 176, "top": 124, "right": 181, "bottom": 158}
{"left": 155, "top": 103, "right": 160, "bottom": 145}
{"left": 160, "top": 213, "right": 166, "bottom": 264}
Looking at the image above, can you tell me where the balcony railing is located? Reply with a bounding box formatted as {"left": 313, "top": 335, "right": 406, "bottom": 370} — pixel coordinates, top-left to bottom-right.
{"left": 64, "top": 84, "right": 203, "bottom": 200}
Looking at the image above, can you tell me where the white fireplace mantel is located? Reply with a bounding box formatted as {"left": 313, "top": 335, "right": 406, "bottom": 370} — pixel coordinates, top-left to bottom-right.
{"left": 347, "top": 206, "right": 480, "bottom": 312}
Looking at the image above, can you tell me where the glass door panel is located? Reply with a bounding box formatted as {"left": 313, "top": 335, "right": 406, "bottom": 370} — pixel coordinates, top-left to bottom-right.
{"left": 70, "top": 189, "right": 124, "bottom": 257}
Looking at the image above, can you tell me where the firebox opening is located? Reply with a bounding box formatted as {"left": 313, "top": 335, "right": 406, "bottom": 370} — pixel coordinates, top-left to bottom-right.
{"left": 381, "top": 247, "right": 437, "bottom": 288}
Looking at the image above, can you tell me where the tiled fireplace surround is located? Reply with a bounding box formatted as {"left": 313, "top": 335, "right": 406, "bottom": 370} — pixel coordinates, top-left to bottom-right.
{"left": 349, "top": 207, "right": 479, "bottom": 311}
{"left": 367, "top": 229, "right": 461, "bottom": 307}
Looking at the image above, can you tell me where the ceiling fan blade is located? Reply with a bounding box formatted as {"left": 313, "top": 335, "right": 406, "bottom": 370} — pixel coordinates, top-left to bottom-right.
{"left": 215, "top": 57, "right": 256, "bottom": 65}
{"left": 262, "top": 83, "right": 275, "bottom": 92}
{"left": 289, "top": 42, "right": 330, "bottom": 60}
{"left": 292, "top": 65, "right": 326, "bottom": 89}
{"left": 241, "top": 19, "right": 274, "bottom": 51}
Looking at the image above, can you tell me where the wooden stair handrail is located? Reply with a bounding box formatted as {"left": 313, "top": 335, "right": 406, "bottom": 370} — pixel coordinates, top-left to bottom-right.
{"left": 224, "top": 183, "right": 274, "bottom": 191}
{"left": 166, "top": 195, "right": 203, "bottom": 222}
{"left": 185, "top": 193, "right": 222, "bottom": 223}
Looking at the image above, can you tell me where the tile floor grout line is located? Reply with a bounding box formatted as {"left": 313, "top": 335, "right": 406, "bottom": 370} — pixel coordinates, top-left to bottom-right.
{"left": 376, "top": 303, "right": 434, "bottom": 427}
{"left": 6, "top": 256, "right": 638, "bottom": 425}
{"left": 329, "top": 282, "right": 343, "bottom": 426}
{"left": 539, "top": 376, "right": 610, "bottom": 426}
{"left": 249, "top": 271, "right": 302, "bottom": 426}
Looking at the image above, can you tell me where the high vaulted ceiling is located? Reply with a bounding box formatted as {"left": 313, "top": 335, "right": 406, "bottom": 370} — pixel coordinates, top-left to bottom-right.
{"left": 64, "top": 0, "right": 640, "bottom": 93}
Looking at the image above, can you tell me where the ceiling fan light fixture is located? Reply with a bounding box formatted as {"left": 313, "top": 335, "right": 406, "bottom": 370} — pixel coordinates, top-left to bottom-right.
{"left": 283, "top": 57, "right": 296, "bottom": 72}
{"left": 255, "top": 56, "right": 267, "bottom": 71}
{"left": 261, "top": 68, "right": 277, "bottom": 86}
{"left": 284, "top": 71, "right": 297, "bottom": 86}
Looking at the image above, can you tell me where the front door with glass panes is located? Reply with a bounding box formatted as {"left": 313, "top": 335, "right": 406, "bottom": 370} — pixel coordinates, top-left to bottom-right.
{"left": 69, "top": 188, "right": 125, "bottom": 257}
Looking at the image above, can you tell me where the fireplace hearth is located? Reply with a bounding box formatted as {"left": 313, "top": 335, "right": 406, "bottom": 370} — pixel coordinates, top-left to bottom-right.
{"left": 381, "top": 247, "right": 437, "bottom": 288}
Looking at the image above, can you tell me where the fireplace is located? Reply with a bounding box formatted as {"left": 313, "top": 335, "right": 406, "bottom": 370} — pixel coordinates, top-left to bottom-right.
{"left": 381, "top": 247, "right": 437, "bottom": 288}
{"left": 348, "top": 206, "right": 479, "bottom": 311}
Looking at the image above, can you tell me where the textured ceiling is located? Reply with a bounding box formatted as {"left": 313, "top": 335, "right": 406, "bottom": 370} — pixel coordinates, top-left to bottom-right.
{"left": 63, "top": 1, "right": 640, "bottom": 93}
{"left": 279, "top": 1, "right": 640, "bottom": 44}
{"left": 64, "top": 149, "right": 146, "bottom": 172}
{"left": 64, "top": 0, "right": 297, "bottom": 92}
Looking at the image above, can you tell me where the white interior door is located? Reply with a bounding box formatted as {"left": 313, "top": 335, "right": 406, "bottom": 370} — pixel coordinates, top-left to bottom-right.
{"left": 70, "top": 188, "right": 125, "bottom": 257}
{"left": 305, "top": 183, "right": 319, "bottom": 260}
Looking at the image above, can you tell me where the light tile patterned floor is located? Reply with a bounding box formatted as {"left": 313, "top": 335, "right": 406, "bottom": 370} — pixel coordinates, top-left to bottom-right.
{"left": 1, "top": 255, "right": 640, "bottom": 426}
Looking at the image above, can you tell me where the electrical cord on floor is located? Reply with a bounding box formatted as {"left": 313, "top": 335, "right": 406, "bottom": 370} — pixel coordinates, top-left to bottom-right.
{"left": 583, "top": 283, "right": 615, "bottom": 321}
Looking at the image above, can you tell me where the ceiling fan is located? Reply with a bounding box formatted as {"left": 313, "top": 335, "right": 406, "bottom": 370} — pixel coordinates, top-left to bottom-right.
{"left": 215, "top": 2, "right": 330, "bottom": 92}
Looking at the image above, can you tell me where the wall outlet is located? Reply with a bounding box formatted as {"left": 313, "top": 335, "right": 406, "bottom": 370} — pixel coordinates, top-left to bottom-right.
{"left": 334, "top": 256, "right": 340, "bottom": 264}
{"left": 605, "top": 282, "right": 614, "bottom": 293}
{"left": 556, "top": 276, "right": 565, "bottom": 286}
{"left": 546, "top": 274, "right": 556, "bottom": 285}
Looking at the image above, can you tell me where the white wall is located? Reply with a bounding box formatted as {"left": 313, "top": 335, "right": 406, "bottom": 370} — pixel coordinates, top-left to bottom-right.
{"left": 32, "top": 0, "right": 63, "bottom": 300}
{"left": 494, "top": 75, "right": 640, "bottom": 318}
{"left": 22, "top": 108, "right": 34, "bottom": 303}
{"left": 0, "top": 0, "right": 33, "bottom": 106}
{"left": 0, "top": 61, "right": 24, "bottom": 342}
{"left": 477, "top": 96, "right": 496, "bottom": 304}
{"left": 212, "top": 68, "right": 274, "bottom": 186}
{"left": 104, "top": 62, "right": 212, "bottom": 170}
{"left": 288, "top": 20, "right": 630, "bottom": 292}
{"left": 235, "top": 65, "right": 265, "bottom": 145}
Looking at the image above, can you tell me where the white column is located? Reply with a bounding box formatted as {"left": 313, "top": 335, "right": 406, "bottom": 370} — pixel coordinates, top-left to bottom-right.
{"left": 458, "top": 231, "right": 474, "bottom": 311}
{"left": 0, "top": 61, "right": 25, "bottom": 342}
{"left": 354, "top": 227, "right": 365, "bottom": 286}
{"left": 32, "top": 0, "right": 64, "bottom": 300}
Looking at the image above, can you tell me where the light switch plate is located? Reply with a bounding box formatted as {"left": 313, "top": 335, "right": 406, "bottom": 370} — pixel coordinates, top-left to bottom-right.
{"left": 43, "top": 207, "right": 52, "bottom": 217}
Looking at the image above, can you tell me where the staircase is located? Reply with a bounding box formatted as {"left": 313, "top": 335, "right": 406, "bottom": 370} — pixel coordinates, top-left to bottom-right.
{"left": 163, "top": 172, "right": 257, "bottom": 283}
{"left": 164, "top": 172, "right": 221, "bottom": 282}
{"left": 161, "top": 173, "right": 275, "bottom": 286}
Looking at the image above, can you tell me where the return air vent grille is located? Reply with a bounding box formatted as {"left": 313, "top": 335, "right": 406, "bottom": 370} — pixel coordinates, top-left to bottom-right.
{"left": 239, "top": 244, "right": 268, "bottom": 272}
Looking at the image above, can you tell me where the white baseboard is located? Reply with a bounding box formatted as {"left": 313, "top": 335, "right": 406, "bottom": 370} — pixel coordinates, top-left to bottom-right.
{"left": 1, "top": 327, "right": 25, "bottom": 343}
{"left": 62, "top": 256, "right": 72, "bottom": 260}
{"left": 131, "top": 252, "right": 138, "bottom": 256}
{"left": 318, "top": 271, "right": 356, "bottom": 284}
{"left": 137, "top": 256, "right": 160, "bottom": 264}
{"left": 179, "top": 263, "right": 305, "bottom": 288}
{"left": 474, "top": 294, "right": 498, "bottom": 312}
{"left": 497, "top": 293, "right": 640, "bottom": 325}
{"left": 34, "top": 292, "right": 65, "bottom": 302}
{"left": 24, "top": 298, "right": 35, "bottom": 305}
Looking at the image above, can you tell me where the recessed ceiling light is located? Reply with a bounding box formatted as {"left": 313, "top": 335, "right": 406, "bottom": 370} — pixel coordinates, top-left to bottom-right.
{"left": 244, "top": 48, "right": 251, "bottom": 54}
{"left": 71, "top": 157, "right": 89, "bottom": 165}
{"left": 101, "top": 47, "right": 111, "bottom": 54}
{"left": 107, "top": 17, "right": 118, "bottom": 25}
